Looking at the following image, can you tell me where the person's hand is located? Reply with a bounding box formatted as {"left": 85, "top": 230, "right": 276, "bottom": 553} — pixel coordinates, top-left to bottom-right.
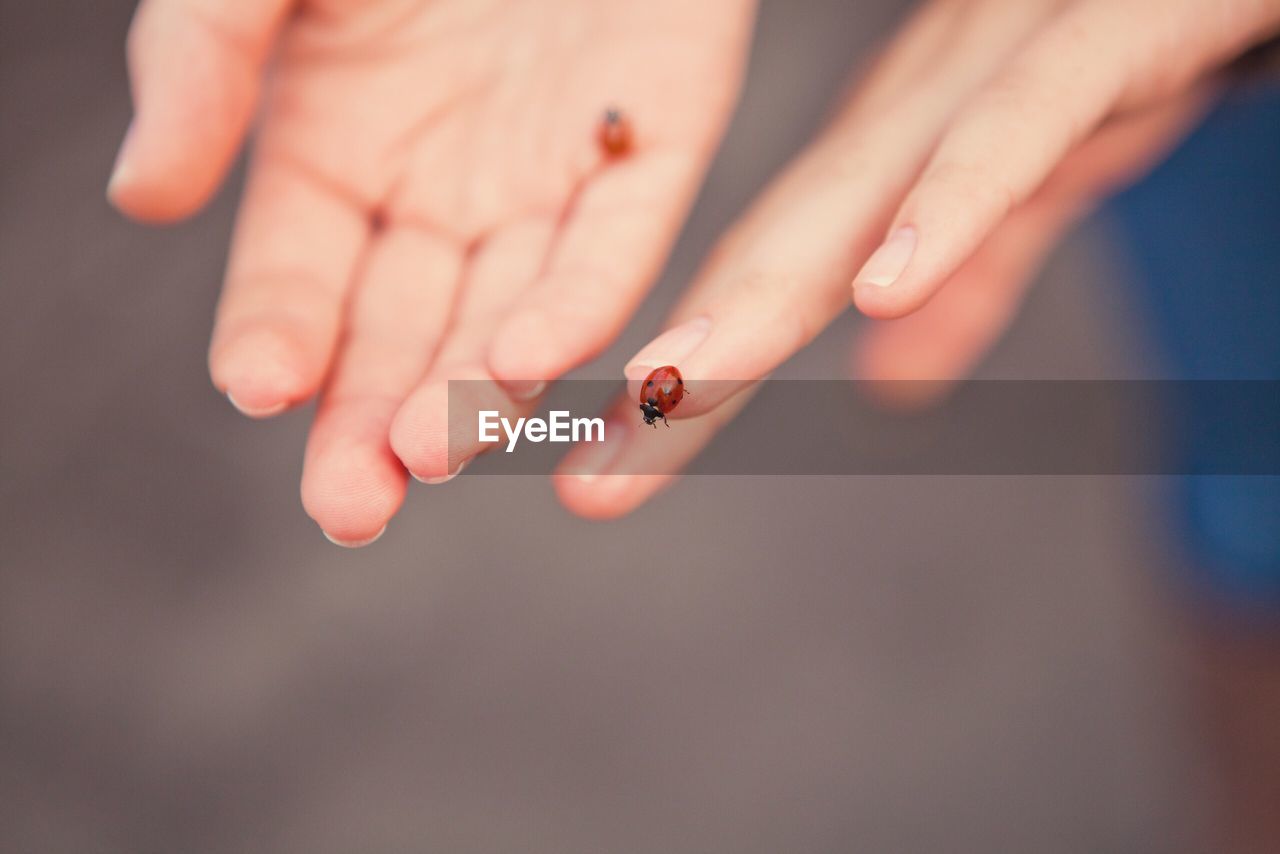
{"left": 557, "top": 0, "right": 1280, "bottom": 518}
{"left": 109, "top": 0, "right": 754, "bottom": 544}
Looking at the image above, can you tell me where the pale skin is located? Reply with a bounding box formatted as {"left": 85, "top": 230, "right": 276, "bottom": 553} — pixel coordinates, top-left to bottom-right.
{"left": 110, "top": 0, "right": 1280, "bottom": 537}
{"left": 556, "top": 0, "right": 1280, "bottom": 519}
{"left": 109, "top": 0, "right": 755, "bottom": 544}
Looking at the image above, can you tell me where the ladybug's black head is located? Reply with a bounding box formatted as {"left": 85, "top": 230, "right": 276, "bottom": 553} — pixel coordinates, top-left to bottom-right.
{"left": 640, "top": 401, "right": 662, "bottom": 426}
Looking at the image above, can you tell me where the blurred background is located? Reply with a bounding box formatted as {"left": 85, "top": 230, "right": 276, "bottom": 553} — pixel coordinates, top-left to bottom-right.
{"left": 3, "top": 0, "right": 1272, "bottom": 851}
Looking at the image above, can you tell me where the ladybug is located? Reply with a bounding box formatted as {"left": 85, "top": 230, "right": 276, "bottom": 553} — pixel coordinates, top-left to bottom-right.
{"left": 639, "top": 365, "right": 688, "bottom": 427}
{"left": 598, "top": 107, "right": 633, "bottom": 158}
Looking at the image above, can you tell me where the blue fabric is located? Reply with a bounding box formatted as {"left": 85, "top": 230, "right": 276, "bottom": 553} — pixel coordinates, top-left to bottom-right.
{"left": 1105, "top": 84, "right": 1280, "bottom": 608}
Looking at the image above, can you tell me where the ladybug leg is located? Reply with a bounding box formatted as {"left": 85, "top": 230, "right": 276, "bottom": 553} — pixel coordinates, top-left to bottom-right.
{"left": 663, "top": 415, "right": 670, "bottom": 427}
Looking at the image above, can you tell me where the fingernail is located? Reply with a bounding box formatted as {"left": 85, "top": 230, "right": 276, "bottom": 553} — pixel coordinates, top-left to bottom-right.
{"left": 504, "top": 380, "right": 545, "bottom": 402}
{"left": 324, "top": 525, "right": 387, "bottom": 549}
{"left": 414, "top": 458, "right": 469, "bottom": 485}
{"left": 624, "top": 316, "right": 711, "bottom": 381}
{"left": 855, "top": 226, "right": 916, "bottom": 288}
{"left": 565, "top": 418, "right": 630, "bottom": 483}
{"left": 107, "top": 121, "right": 136, "bottom": 200}
{"left": 226, "top": 391, "right": 287, "bottom": 419}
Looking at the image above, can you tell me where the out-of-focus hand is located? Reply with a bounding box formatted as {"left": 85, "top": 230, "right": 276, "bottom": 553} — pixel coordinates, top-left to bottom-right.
{"left": 558, "top": 0, "right": 1280, "bottom": 519}
{"left": 109, "top": 0, "right": 754, "bottom": 544}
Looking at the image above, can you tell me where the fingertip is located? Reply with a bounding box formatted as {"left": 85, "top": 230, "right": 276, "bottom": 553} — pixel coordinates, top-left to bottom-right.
{"left": 487, "top": 310, "right": 566, "bottom": 395}
{"left": 552, "top": 472, "right": 646, "bottom": 520}
{"left": 622, "top": 361, "right": 652, "bottom": 383}
{"left": 851, "top": 225, "right": 945, "bottom": 319}
{"left": 852, "top": 278, "right": 933, "bottom": 320}
{"left": 301, "top": 438, "right": 407, "bottom": 545}
{"left": 114, "top": 0, "right": 270, "bottom": 224}
{"left": 849, "top": 334, "right": 955, "bottom": 410}
{"left": 210, "top": 326, "right": 316, "bottom": 418}
{"left": 107, "top": 165, "right": 217, "bottom": 224}
{"left": 852, "top": 319, "right": 959, "bottom": 385}
{"left": 552, "top": 414, "right": 674, "bottom": 518}
{"left": 411, "top": 458, "right": 469, "bottom": 485}
{"left": 105, "top": 111, "right": 234, "bottom": 224}
{"left": 323, "top": 525, "right": 387, "bottom": 549}
{"left": 225, "top": 391, "right": 287, "bottom": 420}
{"left": 105, "top": 122, "right": 139, "bottom": 208}
{"left": 389, "top": 381, "right": 453, "bottom": 481}
{"left": 623, "top": 316, "right": 712, "bottom": 375}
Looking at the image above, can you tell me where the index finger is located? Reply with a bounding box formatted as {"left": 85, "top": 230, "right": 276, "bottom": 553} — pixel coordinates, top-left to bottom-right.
{"left": 853, "top": 0, "right": 1279, "bottom": 319}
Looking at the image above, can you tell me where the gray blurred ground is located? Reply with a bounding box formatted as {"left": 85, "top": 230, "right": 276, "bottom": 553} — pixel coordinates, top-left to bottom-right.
{"left": 1, "top": 1, "right": 1210, "bottom": 851}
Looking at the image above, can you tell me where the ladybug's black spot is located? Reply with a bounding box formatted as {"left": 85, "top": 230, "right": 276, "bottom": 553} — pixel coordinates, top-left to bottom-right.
{"left": 677, "top": 378, "right": 683, "bottom": 384}
{"left": 646, "top": 380, "right": 654, "bottom": 387}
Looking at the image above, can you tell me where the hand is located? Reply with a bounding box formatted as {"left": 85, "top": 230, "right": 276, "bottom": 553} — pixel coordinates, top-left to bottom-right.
{"left": 557, "top": 0, "right": 1280, "bottom": 518}
{"left": 109, "top": 0, "right": 754, "bottom": 544}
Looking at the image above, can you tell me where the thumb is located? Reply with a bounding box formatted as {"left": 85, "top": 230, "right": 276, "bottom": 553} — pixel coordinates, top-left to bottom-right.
{"left": 108, "top": 0, "right": 292, "bottom": 223}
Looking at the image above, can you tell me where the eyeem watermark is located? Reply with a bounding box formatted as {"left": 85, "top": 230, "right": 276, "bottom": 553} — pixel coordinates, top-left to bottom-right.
{"left": 478, "top": 410, "right": 605, "bottom": 453}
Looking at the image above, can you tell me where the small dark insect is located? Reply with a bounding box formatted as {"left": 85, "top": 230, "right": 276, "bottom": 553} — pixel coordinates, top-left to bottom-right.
{"left": 638, "top": 365, "right": 688, "bottom": 427}
{"left": 598, "top": 107, "right": 633, "bottom": 158}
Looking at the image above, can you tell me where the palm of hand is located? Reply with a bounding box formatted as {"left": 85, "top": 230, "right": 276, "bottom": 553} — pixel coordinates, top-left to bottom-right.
{"left": 164, "top": 0, "right": 753, "bottom": 542}
{"left": 271, "top": 0, "right": 742, "bottom": 240}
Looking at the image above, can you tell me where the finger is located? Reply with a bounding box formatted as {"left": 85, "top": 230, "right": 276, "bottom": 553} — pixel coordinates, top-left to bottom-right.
{"left": 615, "top": 132, "right": 903, "bottom": 419}
{"left": 553, "top": 385, "right": 755, "bottom": 520}
{"left": 616, "top": 1, "right": 1065, "bottom": 419}
{"left": 853, "top": 199, "right": 1074, "bottom": 409}
{"left": 595, "top": 85, "right": 1211, "bottom": 517}
{"left": 854, "top": 86, "right": 1213, "bottom": 405}
{"left": 487, "top": 149, "right": 705, "bottom": 394}
{"left": 852, "top": 0, "right": 1274, "bottom": 319}
{"left": 484, "top": 0, "right": 756, "bottom": 396}
{"left": 300, "top": 226, "right": 463, "bottom": 546}
{"left": 208, "top": 154, "right": 370, "bottom": 417}
{"left": 109, "top": 0, "right": 292, "bottom": 222}
{"left": 390, "top": 217, "right": 557, "bottom": 482}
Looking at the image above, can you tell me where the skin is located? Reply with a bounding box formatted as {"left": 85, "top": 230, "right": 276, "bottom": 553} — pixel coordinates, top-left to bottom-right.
{"left": 557, "top": 0, "right": 1280, "bottom": 519}
{"left": 109, "top": 0, "right": 1280, "bottom": 535}
{"left": 108, "top": 8, "right": 1280, "bottom": 844}
{"left": 109, "top": 0, "right": 755, "bottom": 545}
